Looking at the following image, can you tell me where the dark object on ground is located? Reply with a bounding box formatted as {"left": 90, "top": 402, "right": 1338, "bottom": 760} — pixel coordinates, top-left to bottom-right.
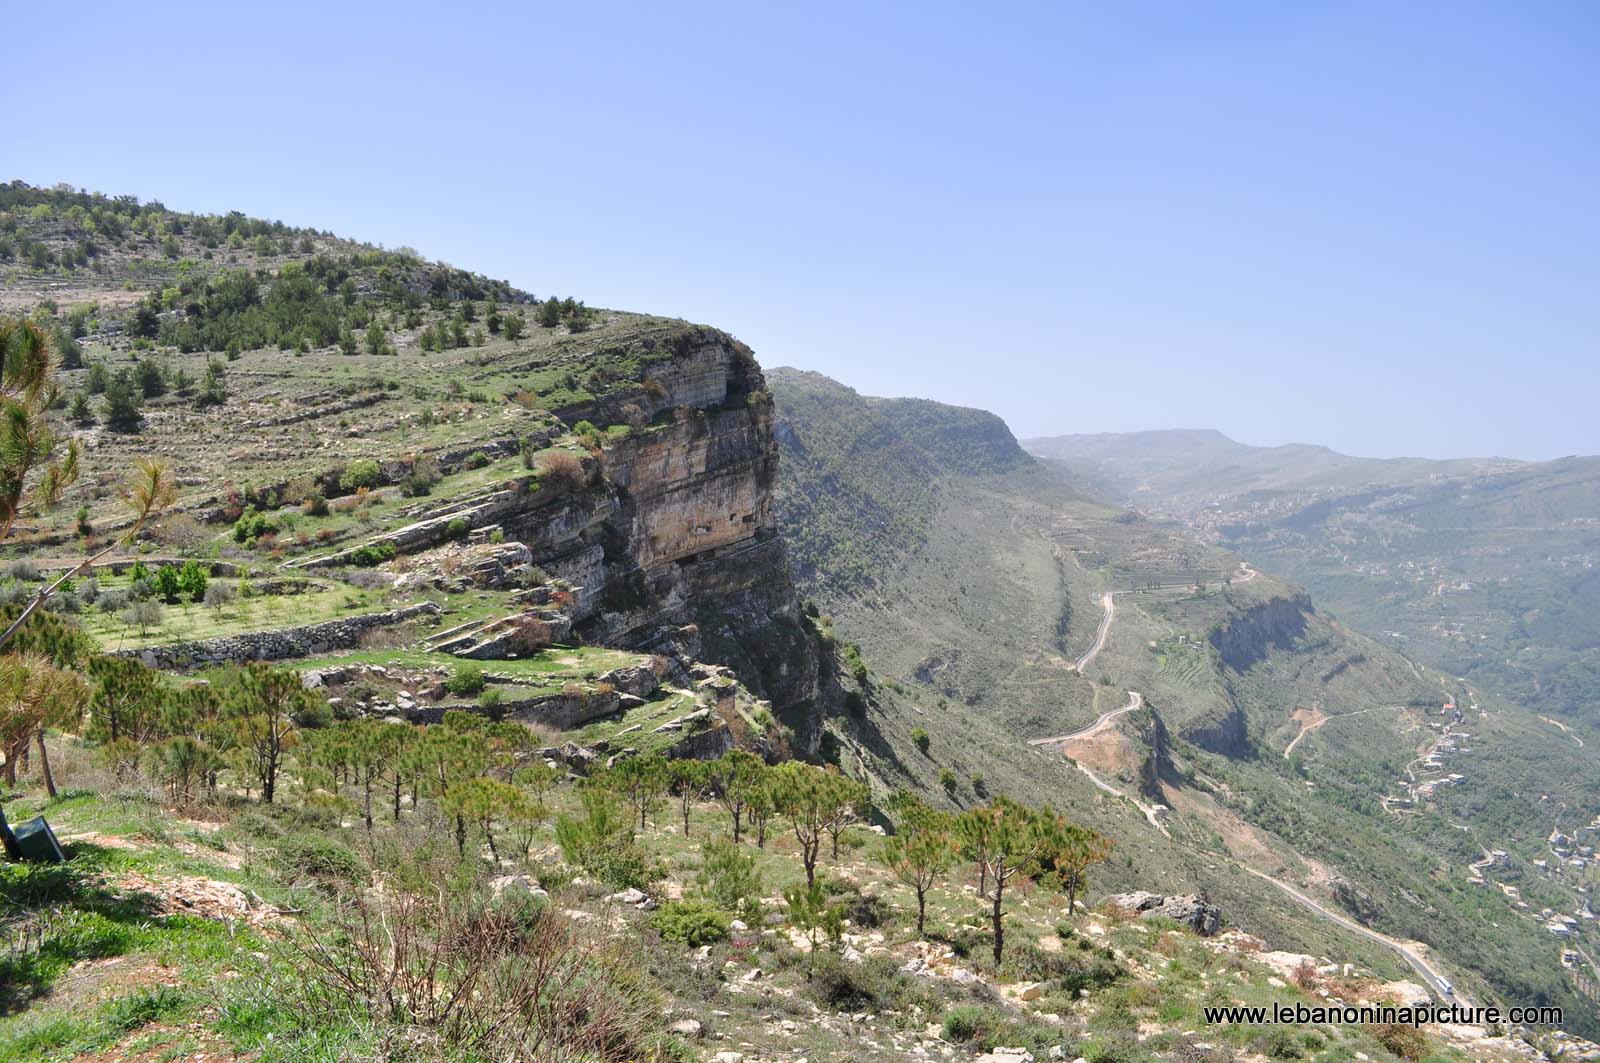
{"left": 0, "top": 801, "right": 19, "bottom": 860}
{"left": 11, "top": 816, "right": 65, "bottom": 863}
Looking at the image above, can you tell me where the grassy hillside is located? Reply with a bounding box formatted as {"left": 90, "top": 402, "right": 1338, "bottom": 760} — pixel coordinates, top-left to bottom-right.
{"left": 771, "top": 369, "right": 1032, "bottom": 594}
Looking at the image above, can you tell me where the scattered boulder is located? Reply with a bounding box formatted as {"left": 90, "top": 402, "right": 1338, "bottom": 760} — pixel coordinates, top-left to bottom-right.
{"left": 975, "top": 1049, "right": 1034, "bottom": 1063}
{"left": 489, "top": 874, "right": 548, "bottom": 902}
{"left": 1106, "top": 891, "right": 1222, "bottom": 935}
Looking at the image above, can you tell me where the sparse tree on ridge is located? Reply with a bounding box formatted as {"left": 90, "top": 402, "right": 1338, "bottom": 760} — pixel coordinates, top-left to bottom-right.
{"left": 669, "top": 758, "right": 712, "bottom": 836}
{"left": 955, "top": 797, "right": 1050, "bottom": 966}
{"left": 880, "top": 795, "right": 957, "bottom": 938}
{"left": 710, "top": 750, "right": 765, "bottom": 844}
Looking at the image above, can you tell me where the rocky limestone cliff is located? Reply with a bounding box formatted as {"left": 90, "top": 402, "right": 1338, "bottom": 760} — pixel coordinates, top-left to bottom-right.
{"left": 498, "top": 333, "right": 824, "bottom": 748}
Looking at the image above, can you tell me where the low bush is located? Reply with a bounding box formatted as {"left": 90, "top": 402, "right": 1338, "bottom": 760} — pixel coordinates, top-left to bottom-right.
{"left": 694, "top": 837, "right": 764, "bottom": 916}
{"left": 348, "top": 542, "right": 397, "bottom": 567}
{"left": 272, "top": 834, "right": 366, "bottom": 885}
{"left": 649, "top": 901, "right": 731, "bottom": 947}
{"left": 1367, "top": 1022, "right": 1429, "bottom": 1061}
{"left": 445, "top": 665, "right": 486, "bottom": 696}
{"left": 338, "top": 458, "right": 383, "bottom": 493}
{"left": 537, "top": 451, "right": 588, "bottom": 492}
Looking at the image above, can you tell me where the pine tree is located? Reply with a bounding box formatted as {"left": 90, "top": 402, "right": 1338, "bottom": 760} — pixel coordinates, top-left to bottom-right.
{"left": 880, "top": 797, "right": 956, "bottom": 938}
{"left": 955, "top": 797, "right": 1049, "bottom": 966}
{"left": 102, "top": 369, "right": 143, "bottom": 432}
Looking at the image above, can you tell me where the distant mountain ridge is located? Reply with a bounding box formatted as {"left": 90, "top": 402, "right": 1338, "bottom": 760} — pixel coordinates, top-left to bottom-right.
{"left": 1025, "top": 428, "right": 1600, "bottom": 725}
{"left": 1024, "top": 428, "right": 1518, "bottom": 513}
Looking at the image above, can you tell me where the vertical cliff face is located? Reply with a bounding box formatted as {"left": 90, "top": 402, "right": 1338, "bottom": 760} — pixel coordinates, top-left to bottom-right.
{"left": 1206, "top": 594, "right": 1312, "bottom": 673}
{"left": 497, "top": 331, "right": 824, "bottom": 747}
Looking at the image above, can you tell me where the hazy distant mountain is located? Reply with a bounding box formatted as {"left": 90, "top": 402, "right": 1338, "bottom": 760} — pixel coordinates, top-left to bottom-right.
{"left": 1024, "top": 429, "right": 1513, "bottom": 514}
{"left": 1026, "top": 429, "right": 1600, "bottom": 724}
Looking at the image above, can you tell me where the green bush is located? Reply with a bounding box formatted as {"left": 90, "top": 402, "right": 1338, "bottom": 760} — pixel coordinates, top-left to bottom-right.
{"left": 338, "top": 458, "right": 383, "bottom": 493}
{"left": 555, "top": 787, "right": 659, "bottom": 891}
{"left": 464, "top": 450, "right": 491, "bottom": 469}
{"left": 348, "top": 542, "right": 397, "bottom": 567}
{"left": 272, "top": 834, "right": 365, "bottom": 885}
{"left": 649, "top": 901, "right": 730, "bottom": 947}
{"left": 941, "top": 1003, "right": 990, "bottom": 1043}
{"left": 446, "top": 517, "right": 469, "bottom": 540}
{"left": 694, "top": 837, "right": 763, "bottom": 915}
{"left": 445, "top": 665, "right": 486, "bottom": 696}
{"left": 231, "top": 507, "right": 276, "bottom": 544}
{"left": 910, "top": 727, "right": 930, "bottom": 753}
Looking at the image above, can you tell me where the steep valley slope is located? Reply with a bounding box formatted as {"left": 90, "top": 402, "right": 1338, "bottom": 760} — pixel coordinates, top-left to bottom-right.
{"left": 773, "top": 370, "right": 1600, "bottom": 1037}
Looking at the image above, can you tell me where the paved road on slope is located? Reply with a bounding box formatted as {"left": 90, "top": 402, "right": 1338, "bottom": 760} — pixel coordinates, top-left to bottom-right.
{"left": 1238, "top": 866, "right": 1469, "bottom": 1005}
{"left": 1029, "top": 690, "right": 1144, "bottom": 747}
{"left": 1073, "top": 591, "right": 1116, "bottom": 674}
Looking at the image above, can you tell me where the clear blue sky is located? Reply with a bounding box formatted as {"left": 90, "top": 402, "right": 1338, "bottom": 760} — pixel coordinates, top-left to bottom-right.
{"left": 9, "top": 1, "right": 1597, "bottom": 459}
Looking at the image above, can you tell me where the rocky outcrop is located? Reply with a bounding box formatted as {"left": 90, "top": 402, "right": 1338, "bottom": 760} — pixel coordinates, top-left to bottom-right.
{"left": 1207, "top": 594, "right": 1312, "bottom": 672}
{"left": 1181, "top": 704, "right": 1251, "bottom": 758}
{"left": 1107, "top": 891, "right": 1223, "bottom": 936}
{"left": 289, "top": 332, "right": 826, "bottom": 746}
{"left": 121, "top": 602, "right": 442, "bottom": 671}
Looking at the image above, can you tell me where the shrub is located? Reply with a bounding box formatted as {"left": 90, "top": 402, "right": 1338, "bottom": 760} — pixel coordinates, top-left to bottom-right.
{"left": 232, "top": 507, "right": 275, "bottom": 545}
{"left": 1367, "top": 1023, "right": 1429, "bottom": 1061}
{"left": 348, "top": 542, "right": 397, "bottom": 567}
{"left": 301, "top": 493, "right": 329, "bottom": 516}
{"left": 464, "top": 449, "right": 491, "bottom": 469}
{"left": 288, "top": 869, "right": 656, "bottom": 1062}
{"left": 338, "top": 458, "right": 383, "bottom": 493}
{"left": 537, "top": 451, "right": 588, "bottom": 492}
{"left": 649, "top": 901, "right": 730, "bottom": 947}
{"left": 445, "top": 665, "right": 486, "bottom": 696}
{"left": 446, "top": 517, "right": 469, "bottom": 540}
{"left": 911, "top": 727, "right": 930, "bottom": 753}
{"left": 400, "top": 457, "right": 441, "bottom": 497}
{"left": 555, "top": 787, "right": 658, "bottom": 891}
{"left": 941, "top": 1004, "right": 989, "bottom": 1043}
{"left": 694, "top": 838, "right": 764, "bottom": 916}
{"left": 273, "top": 834, "right": 366, "bottom": 885}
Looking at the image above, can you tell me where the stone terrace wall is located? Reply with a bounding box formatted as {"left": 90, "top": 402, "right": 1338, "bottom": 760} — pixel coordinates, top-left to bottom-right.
{"left": 120, "top": 602, "right": 442, "bottom": 671}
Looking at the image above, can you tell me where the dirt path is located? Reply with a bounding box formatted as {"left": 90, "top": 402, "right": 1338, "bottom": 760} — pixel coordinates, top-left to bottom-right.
{"left": 1538, "top": 715, "right": 1585, "bottom": 748}
{"left": 1283, "top": 704, "right": 1404, "bottom": 759}
{"left": 1029, "top": 691, "right": 1168, "bottom": 836}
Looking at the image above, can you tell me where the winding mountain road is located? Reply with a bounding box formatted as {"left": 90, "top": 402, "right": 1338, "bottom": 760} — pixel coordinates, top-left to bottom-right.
{"left": 1029, "top": 690, "right": 1144, "bottom": 747}
{"left": 1238, "top": 866, "right": 1469, "bottom": 1005}
{"left": 1073, "top": 591, "right": 1116, "bottom": 674}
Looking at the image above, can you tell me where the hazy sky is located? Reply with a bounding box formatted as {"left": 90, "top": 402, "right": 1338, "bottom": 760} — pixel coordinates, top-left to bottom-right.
{"left": 9, "top": 1, "right": 1597, "bottom": 460}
